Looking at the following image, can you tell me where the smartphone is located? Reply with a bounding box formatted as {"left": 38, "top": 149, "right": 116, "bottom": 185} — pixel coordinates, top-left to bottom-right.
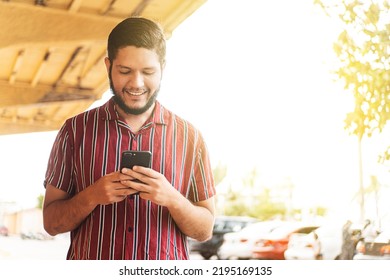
{"left": 120, "top": 150, "right": 152, "bottom": 186}
{"left": 120, "top": 150, "right": 152, "bottom": 170}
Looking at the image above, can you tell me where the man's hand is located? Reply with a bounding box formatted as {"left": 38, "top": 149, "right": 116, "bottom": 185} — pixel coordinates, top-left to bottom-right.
{"left": 120, "top": 166, "right": 177, "bottom": 206}
{"left": 91, "top": 171, "right": 140, "bottom": 204}
{"left": 120, "top": 166, "right": 215, "bottom": 241}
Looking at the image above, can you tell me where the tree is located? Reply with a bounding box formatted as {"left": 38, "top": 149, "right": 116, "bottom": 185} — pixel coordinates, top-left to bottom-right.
{"left": 314, "top": 0, "right": 390, "bottom": 221}
{"left": 222, "top": 167, "right": 289, "bottom": 220}
{"left": 248, "top": 188, "right": 287, "bottom": 221}
{"left": 314, "top": 0, "right": 390, "bottom": 144}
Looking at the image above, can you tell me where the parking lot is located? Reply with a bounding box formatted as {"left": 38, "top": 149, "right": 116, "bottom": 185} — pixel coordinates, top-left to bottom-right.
{"left": 0, "top": 235, "right": 203, "bottom": 260}
{"left": 0, "top": 234, "right": 69, "bottom": 260}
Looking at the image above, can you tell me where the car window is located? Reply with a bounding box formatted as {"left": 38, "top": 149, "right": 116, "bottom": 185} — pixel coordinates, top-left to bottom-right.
{"left": 221, "top": 221, "right": 241, "bottom": 231}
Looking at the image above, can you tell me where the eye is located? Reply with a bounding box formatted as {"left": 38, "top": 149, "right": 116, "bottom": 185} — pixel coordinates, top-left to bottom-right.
{"left": 119, "top": 70, "right": 131, "bottom": 75}
{"left": 143, "top": 70, "right": 155, "bottom": 75}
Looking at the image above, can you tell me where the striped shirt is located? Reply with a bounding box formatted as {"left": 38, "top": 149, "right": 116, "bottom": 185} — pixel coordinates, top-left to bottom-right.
{"left": 44, "top": 98, "right": 215, "bottom": 260}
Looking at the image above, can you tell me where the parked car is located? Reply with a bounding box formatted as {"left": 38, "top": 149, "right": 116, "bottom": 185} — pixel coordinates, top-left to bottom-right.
{"left": 189, "top": 215, "right": 258, "bottom": 259}
{"left": 353, "top": 228, "right": 390, "bottom": 260}
{"left": 218, "top": 220, "right": 285, "bottom": 260}
{"left": 285, "top": 223, "right": 345, "bottom": 260}
{"left": 0, "top": 224, "right": 9, "bottom": 236}
{"left": 315, "top": 224, "right": 344, "bottom": 259}
{"left": 284, "top": 231, "right": 321, "bottom": 260}
{"left": 252, "top": 222, "right": 319, "bottom": 260}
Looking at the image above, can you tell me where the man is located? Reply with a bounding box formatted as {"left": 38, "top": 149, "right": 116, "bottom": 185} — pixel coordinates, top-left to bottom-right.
{"left": 43, "top": 17, "right": 216, "bottom": 260}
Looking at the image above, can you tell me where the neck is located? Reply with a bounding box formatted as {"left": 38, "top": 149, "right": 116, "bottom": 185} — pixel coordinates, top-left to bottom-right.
{"left": 116, "top": 103, "right": 155, "bottom": 133}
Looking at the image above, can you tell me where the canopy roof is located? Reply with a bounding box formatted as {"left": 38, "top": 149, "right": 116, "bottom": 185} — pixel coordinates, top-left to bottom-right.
{"left": 0, "top": 0, "right": 206, "bottom": 134}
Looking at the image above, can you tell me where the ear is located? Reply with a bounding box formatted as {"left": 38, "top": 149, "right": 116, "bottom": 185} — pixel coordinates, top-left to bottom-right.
{"left": 104, "top": 57, "right": 111, "bottom": 74}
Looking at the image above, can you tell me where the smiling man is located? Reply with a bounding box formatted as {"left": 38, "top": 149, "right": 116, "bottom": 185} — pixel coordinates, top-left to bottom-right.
{"left": 42, "top": 17, "right": 216, "bottom": 260}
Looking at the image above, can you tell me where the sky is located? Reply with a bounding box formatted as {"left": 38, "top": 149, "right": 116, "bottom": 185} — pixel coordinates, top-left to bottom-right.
{"left": 1, "top": 0, "right": 389, "bottom": 223}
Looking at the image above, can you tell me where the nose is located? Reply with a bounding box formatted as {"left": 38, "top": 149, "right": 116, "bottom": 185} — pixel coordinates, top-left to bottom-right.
{"left": 127, "top": 71, "right": 144, "bottom": 88}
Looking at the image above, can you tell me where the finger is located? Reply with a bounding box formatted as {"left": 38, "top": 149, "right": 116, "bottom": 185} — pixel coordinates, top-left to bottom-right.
{"left": 117, "top": 170, "right": 135, "bottom": 181}
{"left": 138, "top": 191, "right": 151, "bottom": 201}
{"left": 116, "top": 189, "right": 138, "bottom": 200}
{"left": 133, "top": 166, "right": 157, "bottom": 178}
{"left": 112, "top": 181, "right": 132, "bottom": 190}
{"left": 121, "top": 168, "right": 149, "bottom": 184}
{"left": 123, "top": 180, "right": 151, "bottom": 194}
{"left": 115, "top": 183, "right": 140, "bottom": 195}
{"left": 125, "top": 188, "right": 140, "bottom": 196}
{"left": 114, "top": 195, "right": 127, "bottom": 203}
{"left": 121, "top": 167, "right": 137, "bottom": 176}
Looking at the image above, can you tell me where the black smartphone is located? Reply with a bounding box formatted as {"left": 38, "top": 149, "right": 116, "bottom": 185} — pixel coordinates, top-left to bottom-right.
{"left": 120, "top": 150, "right": 152, "bottom": 185}
{"left": 120, "top": 150, "right": 152, "bottom": 170}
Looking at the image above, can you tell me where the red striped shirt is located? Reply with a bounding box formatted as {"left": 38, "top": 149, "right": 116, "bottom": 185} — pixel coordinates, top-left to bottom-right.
{"left": 44, "top": 98, "right": 215, "bottom": 259}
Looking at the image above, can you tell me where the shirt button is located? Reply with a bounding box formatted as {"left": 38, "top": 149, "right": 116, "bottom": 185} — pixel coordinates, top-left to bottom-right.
{"left": 128, "top": 227, "right": 133, "bottom": 232}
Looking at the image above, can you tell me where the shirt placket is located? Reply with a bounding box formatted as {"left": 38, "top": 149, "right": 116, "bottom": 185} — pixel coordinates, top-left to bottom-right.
{"left": 123, "top": 121, "right": 154, "bottom": 259}
{"left": 125, "top": 129, "right": 137, "bottom": 259}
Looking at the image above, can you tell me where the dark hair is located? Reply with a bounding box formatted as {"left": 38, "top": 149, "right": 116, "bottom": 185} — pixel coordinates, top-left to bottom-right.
{"left": 107, "top": 17, "right": 166, "bottom": 65}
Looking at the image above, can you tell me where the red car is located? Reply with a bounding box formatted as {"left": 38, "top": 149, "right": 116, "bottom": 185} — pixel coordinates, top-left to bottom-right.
{"left": 252, "top": 222, "right": 318, "bottom": 260}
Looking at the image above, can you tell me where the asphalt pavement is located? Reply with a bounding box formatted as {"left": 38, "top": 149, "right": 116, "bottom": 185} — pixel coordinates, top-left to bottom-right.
{"left": 0, "top": 235, "right": 203, "bottom": 260}
{"left": 0, "top": 234, "right": 69, "bottom": 260}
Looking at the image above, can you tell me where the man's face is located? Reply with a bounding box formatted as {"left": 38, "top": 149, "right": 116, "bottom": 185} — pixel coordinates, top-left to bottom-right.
{"left": 106, "top": 46, "right": 163, "bottom": 115}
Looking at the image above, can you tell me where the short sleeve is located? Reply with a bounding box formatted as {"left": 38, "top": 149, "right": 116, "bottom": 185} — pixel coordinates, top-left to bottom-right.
{"left": 189, "top": 133, "right": 215, "bottom": 202}
{"left": 44, "top": 121, "right": 75, "bottom": 195}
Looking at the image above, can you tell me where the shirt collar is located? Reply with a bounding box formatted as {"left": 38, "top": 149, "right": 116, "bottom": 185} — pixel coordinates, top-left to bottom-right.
{"left": 99, "top": 97, "right": 167, "bottom": 126}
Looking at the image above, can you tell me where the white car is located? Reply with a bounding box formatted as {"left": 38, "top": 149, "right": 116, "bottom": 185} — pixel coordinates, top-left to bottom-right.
{"left": 284, "top": 223, "right": 344, "bottom": 260}
{"left": 284, "top": 232, "right": 321, "bottom": 260}
{"left": 217, "top": 220, "right": 284, "bottom": 260}
{"left": 315, "top": 223, "right": 344, "bottom": 260}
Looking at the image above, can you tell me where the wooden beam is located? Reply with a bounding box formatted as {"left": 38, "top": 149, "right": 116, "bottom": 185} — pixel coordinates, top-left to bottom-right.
{"left": 0, "top": 2, "right": 122, "bottom": 48}
{"left": 53, "top": 46, "right": 83, "bottom": 88}
{"left": 131, "top": 0, "right": 153, "bottom": 16}
{"left": 0, "top": 99, "right": 95, "bottom": 135}
{"left": 9, "top": 50, "right": 25, "bottom": 84}
{"left": 31, "top": 49, "right": 52, "bottom": 87}
{"left": 80, "top": 49, "right": 106, "bottom": 80}
{"left": 163, "top": 0, "right": 206, "bottom": 36}
{"left": 0, "top": 81, "right": 95, "bottom": 106}
{"left": 68, "top": 0, "right": 83, "bottom": 13}
{"left": 99, "top": 0, "right": 117, "bottom": 15}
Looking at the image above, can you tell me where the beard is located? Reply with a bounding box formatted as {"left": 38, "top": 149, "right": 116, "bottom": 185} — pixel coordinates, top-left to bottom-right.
{"left": 108, "top": 71, "right": 159, "bottom": 116}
